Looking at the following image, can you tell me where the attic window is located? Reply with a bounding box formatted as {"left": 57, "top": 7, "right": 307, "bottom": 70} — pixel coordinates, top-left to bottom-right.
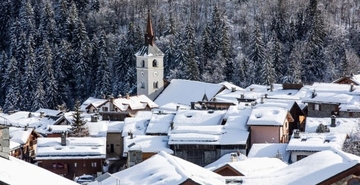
{"left": 301, "top": 138, "right": 307, "bottom": 142}
{"left": 141, "top": 60, "right": 145, "bottom": 67}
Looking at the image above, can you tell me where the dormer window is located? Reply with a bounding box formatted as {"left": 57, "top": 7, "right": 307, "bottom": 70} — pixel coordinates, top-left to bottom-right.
{"left": 152, "top": 59, "right": 157, "bottom": 67}
{"left": 141, "top": 60, "right": 145, "bottom": 67}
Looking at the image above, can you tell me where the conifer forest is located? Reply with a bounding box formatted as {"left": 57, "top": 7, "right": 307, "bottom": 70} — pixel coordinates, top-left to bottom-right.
{"left": 0, "top": 0, "right": 360, "bottom": 112}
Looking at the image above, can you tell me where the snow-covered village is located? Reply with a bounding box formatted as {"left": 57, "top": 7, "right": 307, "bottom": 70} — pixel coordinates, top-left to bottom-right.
{"left": 2, "top": 0, "right": 360, "bottom": 185}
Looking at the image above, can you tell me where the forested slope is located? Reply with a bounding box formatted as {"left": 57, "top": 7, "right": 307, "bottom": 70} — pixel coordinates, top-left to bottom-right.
{"left": 0, "top": 0, "right": 359, "bottom": 112}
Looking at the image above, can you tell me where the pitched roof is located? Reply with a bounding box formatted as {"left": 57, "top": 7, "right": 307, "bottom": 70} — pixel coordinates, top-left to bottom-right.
{"left": 89, "top": 151, "right": 225, "bottom": 185}
{"left": 123, "top": 135, "right": 173, "bottom": 156}
{"left": 154, "top": 79, "right": 224, "bottom": 106}
{"left": 36, "top": 137, "right": 106, "bottom": 160}
{"left": 240, "top": 148, "right": 360, "bottom": 185}
{"left": 0, "top": 156, "right": 78, "bottom": 185}
{"left": 286, "top": 133, "right": 347, "bottom": 152}
{"left": 206, "top": 154, "right": 287, "bottom": 176}
{"left": 247, "top": 108, "right": 289, "bottom": 126}
{"left": 305, "top": 117, "right": 359, "bottom": 135}
{"left": 247, "top": 143, "right": 290, "bottom": 163}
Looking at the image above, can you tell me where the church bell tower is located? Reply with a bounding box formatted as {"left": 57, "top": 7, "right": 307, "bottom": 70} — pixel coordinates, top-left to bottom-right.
{"left": 135, "top": 10, "right": 164, "bottom": 101}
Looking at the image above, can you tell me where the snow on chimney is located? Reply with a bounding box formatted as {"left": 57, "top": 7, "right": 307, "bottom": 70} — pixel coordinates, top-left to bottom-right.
{"left": 330, "top": 115, "right": 337, "bottom": 127}
{"left": 350, "top": 83, "right": 355, "bottom": 92}
{"left": 61, "top": 131, "right": 67, "bottom": 146}
{"left": 230, "top": 153, "right": 238, "bottom": 162}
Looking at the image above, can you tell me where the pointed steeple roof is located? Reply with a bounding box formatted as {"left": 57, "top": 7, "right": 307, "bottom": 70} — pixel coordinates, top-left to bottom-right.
{"left": 135, "top": 10, "right": 164, "bottom": 57}
{"left": 145, "top": 10, "right": 154, "bottom": 46}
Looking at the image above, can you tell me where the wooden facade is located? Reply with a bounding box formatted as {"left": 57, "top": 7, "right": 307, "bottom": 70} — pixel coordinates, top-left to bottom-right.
{"left": 214, "top": 164, "right": 243, "bottom": 176}
{"left": 37, "top": 158, "right": 104, "bottom": 180}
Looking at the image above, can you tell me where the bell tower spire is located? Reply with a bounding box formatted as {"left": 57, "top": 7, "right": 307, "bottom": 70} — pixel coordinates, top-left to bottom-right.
{"left": 145, "top": 10, "right": 154, "bottom": 46}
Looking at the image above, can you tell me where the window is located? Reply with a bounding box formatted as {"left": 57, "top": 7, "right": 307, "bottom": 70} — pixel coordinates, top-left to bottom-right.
{"left": 141, "top": 82, "right": 145, "bottom": 89}
{"left": 83, "top": 163, "right": 86, "bottom": 168}
{"left": 141, "top": 60, "right": 145, "bottom": 67}
{"left": 91, "top": 162, "right": 97, "bottom": 167}
{"left": 296, "top": 155, "right": 308, "bottom": 161}
{"left": 349, "top": 112, "right": 353, "bottom": 117}
{"left": 102, "top": 107, "right": 108, "bottom": 112}
{"left": 52, "top": 163, "right": 57, "bottom": 168}
{"left": 152, "top": 59, "right": 158, "bottom": 67}
{"left": 314, "top": 104, "right": 320, "bottom": 111}
{"left": 74, "top": 162, "right": 77, "bottom": 167}
{"left": 153, "top": 81, "right": 158, "bottom": 89}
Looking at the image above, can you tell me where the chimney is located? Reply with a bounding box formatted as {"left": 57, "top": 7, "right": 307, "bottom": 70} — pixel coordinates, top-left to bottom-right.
{"left": 0, "top": 126, "right": 10, "bottom": 159}
{"left": 240, "top": 94, "right": 245, "bottom": 99}
{"left": 91, "top": 115, "right": 98, "bottom": 122}
{"left": 130, "top": 132, "right": 133, "bottom": 139}
{"left": 126, "top": 93, "right": 130, "bottom": 99}
{"left": 176, "top": 105, "right": 180, "bottom": 111}
{"left": 293, "top": 129, "right": 300, "bottom": 138}
{"left": 40, "top": 111, "right": 45, "bottom": 118}
{"left": 28, "top": 112, "right": 32, "bottom": 118}
{"left": 118, "top": 94, "right": 122, "bottom": 98}
{"left": 265, "top": 94, "right": 268, "bottom": 98}
{"left": 350, "top": 83, "right": 355, "bottom": 92}
{"left": 231, "top": 87, "right": 236, "bottom": 92}
{"left": 250, "top": 87, "right": 254, "bottom": 91}
{"left": 24, "top": 123, "right": 29, "bottom": 131}
{"left": 311, "top": 89, "right": 317, "bottom": 98}
{"left": 61, "top": 131, "right": 67, "bottom": 146}
{"left": 230, "top": 153, "right": 238, "bottom": 162}
{"left": 109, "top": 95, "right": 114, "bottom": 111}
{"left": 260, "top": 96, "right": 264, "bottom": 104}
{"left": 170, "top": 121, "right": 174, "bottom": 130}
{"left": 275, "top": 150, "right": 283, "bottom": 160}
{"left": 330, "top": 115, "right": 336, "bottom": 127}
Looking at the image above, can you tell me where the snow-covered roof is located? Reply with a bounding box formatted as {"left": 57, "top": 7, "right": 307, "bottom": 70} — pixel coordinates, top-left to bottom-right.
{"left": 158, "top": 103, "right": 191, "bottom": 112}
{"left": 286, "top": 133, "right": 347, "bottom": 152}
{"left": 254, "top": 99, "right": 296, "bottom": 111}
{"left": 206, "top": 154, "right": 287, "bottom": 176}
{"left": 89, "top": 151, "right": 225, "bottom": 185}
{"left": 3, "top": 111, "right": 63, "bottom": 134}
{"left": 154, "top": 79, "right": 224, "bottom": 106}
{"left": 219, "top": 82, "right": 244, "bottom": 91}
{"left": 123, "top": 135, "right": 173, "bottom": 156}
{"left": 9, "top": 127, "right": 33, "bottom": 144}
{"left": 305, "top": 117, "right": 359, "bottom": 135}
{"left": 107, "top": 121, "right": 124, "bottom": 133}
{"left": 86, "top": 120, "right": 108, "bottom": 137}
{"left": 302, "top": 92, "right": 354, "bottom": 104}
{"left": 135, "top": 44, "right": 164, "bottom": 56}
{"left": 9, "top": 140, "right": 21, "bottom": 150}
{"left": 122, "top": 117, "right": 150, "bottom": 137}
{"left": 240, "top": 148, "right": 360, "bottom": 185}
{"left": 247, "top": 108, "right": 289, "bottom": 126}
{"left": 44, "top": 125, "right": 72, "bottom": 134}
{"left": 309, "top": 82, "right": 360, "bottom": 95}
{"left": 225, "top": 115, "right": 249, "bottom": 131}
{"left": 36, "top": 137, "right": 106, "bottom": 160}
{"left": 134, "top": 110, "right": 153, "bottom": 118}
{"left": 146, "top": 112, "right": 175, "bottom": 134}
{"left": 247, "top": 143, "right": 290, "bottom": 163}
{"left": 168, "top": 125, "right": 249, "bottom": 145}
{"left": 0, "top": 156, "right": 79, "bottom": 185}
{"left": 113, "top": 95, "right": 158, "bottom": 111}
{"left": 35, "top": 108, "right": 62, "bottom": 117}
{"left": 172, "top": 109, "right": 226, "bottom": 126}
{"left": 81, "top": 97, "right": 106, "bottom": 111}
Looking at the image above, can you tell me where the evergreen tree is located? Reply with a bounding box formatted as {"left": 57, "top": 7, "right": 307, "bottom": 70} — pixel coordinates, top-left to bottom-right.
{"left": 21, "top": 34, "right": 36, "bottom": 111}
{"left": 0, "top": 51, "right": 7, "bottom": 105}
{"left": 184, "top": 22, "right": 200, "bottom": 81}
{"left": 221, "top": 22, "right": 233, "bottom": 82}
{"left": 3, "top": 57, "right": 22, "bottom": 112}
{"left": 39, "top": 0, "right": 57, "bottom": 45}
{"left": 94, "top": 31, "right": 112, "bottom": 97}
{"left": 267, "top": 31, "right": 284, "bottom": 82}
{"left": 261, "top": 55, "right": 276, "bottom": 86}
{"left": 32, "top": 82, "right": 46, "bottom": 111}
{"left": 248, "top": 26, "right": 267, "bottom": 84}
{"left": 200, "top": 23, "right": 212, "bottom": 75}
{"left": 69, "top": 99, "right": 89, "bottom": 137}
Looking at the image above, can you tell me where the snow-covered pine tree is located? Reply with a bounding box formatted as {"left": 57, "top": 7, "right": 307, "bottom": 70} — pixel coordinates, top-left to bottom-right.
{"left": 184, "top": 22, "right": 200, "bottom": 81}
{"left": 69, "top": 99, "right": 89, "bottom": 137}
{"left": 248, "top": 25, "right": 267, "bottom": 84}
{"left": 94, "top": 30, "right": 112, "bottom": 98}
